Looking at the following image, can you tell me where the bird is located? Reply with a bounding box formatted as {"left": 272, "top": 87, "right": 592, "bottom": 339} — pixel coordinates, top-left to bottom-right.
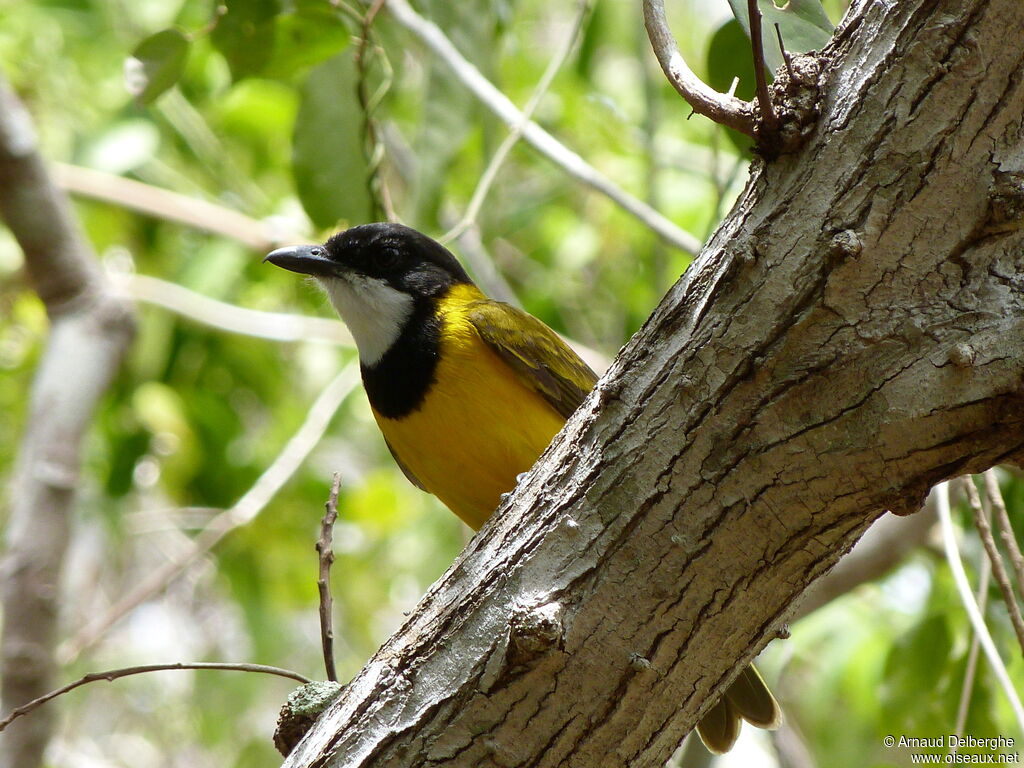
{"left": 265, "top": 221, "right": 781, "bottom": 753}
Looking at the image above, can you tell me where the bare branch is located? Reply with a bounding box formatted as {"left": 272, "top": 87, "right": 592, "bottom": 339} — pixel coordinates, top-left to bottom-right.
{"left": 961, "top": 476, "right": 1024, "bottom": 654}
{"left": 0, "top": 73, "right": 135, "bottom": 768}
{"left": 642, "top": 0, "right": 755, "bottom": 137}
{"left": 938, "top": 482, "right": 1024, "bottom": 731}
{"left": 60, "top": 363, "right": 361, "bottom": 663}
{"left": 984, "top": 469, "right": 1024, "bottom": 597}
{"left": 385, "top": 0, "right": 702, "bottom": 255}
{"left": 318, "top": 475, "right": 343, "bottom": 683}
{"left": 118, "top": 272, "right": 354, "bottom": 345}
{"left": 0, "top": 662, "right": 311, "bottom": 734}
{"left": 441, "top": 0, "right": 591, "bottom": 244}
{"left": 54, "top": 163, "right": 307, "bottom": 251}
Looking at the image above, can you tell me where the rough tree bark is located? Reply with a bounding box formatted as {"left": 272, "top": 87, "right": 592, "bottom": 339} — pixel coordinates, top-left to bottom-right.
{"left": 285, "top": 0, "right": 1024, "bottom": 765}
{"left": 0, "top": 76, "right": 135, "bottom": 768}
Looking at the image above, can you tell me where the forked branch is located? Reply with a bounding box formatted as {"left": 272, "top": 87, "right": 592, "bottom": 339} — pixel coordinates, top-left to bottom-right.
{"left": 643, "top": 0, "right": 756, "bottom": 136}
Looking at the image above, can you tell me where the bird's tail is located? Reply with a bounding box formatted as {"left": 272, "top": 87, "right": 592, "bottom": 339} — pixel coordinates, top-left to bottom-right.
{"left": 694, "top": 664, "right": 782, "bottom": 754}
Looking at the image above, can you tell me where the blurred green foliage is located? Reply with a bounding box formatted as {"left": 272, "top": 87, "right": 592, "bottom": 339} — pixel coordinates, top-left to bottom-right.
{"left": 1, "top": 0, "right": 1022, "bottom": 766}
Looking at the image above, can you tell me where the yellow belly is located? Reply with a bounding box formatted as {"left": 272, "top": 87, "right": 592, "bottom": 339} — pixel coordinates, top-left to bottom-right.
{"left": 372, "top": 287, "right": 566, "bottom": 530}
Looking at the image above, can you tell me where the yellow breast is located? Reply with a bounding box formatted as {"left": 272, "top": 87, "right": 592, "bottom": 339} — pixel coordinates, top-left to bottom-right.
{"left": 372, "top": 285, "right": 566, "bottom": 530}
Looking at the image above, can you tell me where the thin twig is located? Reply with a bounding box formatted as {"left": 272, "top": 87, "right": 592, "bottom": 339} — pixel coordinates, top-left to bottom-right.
{"left": 60, "top": 363, "right": 361, "bottom": 663}
{"left": 961, "top": 476, "right": 1024, "bottom": 654}
{"left": 318, "top": 474, "right": 342, "bottom": 683}
{"left": 747, "top": 0, "right": 778, "bottom": 130}
{"left": 774, "top": 23, "right": 793, "bottom": 77}
{"left": 936, "top": 481, "right": 1024, "bottom": 732}
{"left": 118, "top": 272, "right": 353, "bottom": 345}
{"left": 441, "top": 0, "right": 591, "bottom": 244}
{"left": 641, "top": 0, "right": 755, "bottom": 137}
{"left": 0, "top": 662, "right": 311, "bottom": 733}
{"left": 985, "top": 469, "right": 1024, "bottom": 597}
{"left": 387, "top": 0, "right": 701, "bottom": 255}
{"left": 54, "top": 163, "right": 307, "bottom": 250}
{"left": 954, "top": 527, "right": 991, "bottom": 746}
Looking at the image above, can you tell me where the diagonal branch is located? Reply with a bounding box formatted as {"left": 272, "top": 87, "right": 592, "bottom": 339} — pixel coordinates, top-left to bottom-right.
{"left": 961, "top": 477, "right": 1024, "bottom": 654}
{"left": 283, "top": 1, "right": 1024, "bottom": 763}
{"left": 118, "top": 272, "right": 354, "bottom": 345}
{"left": 54, "top": 163, "right": 307, "bottom": 250}
{"left": 984, "top": 469, "right": 1024, "bottom": 597}
{"left": 938, "top": 483, "right": 1024, "bottom": 731}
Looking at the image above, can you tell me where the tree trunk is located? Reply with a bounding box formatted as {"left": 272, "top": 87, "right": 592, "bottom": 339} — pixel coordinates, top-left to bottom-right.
{"left": 285, "top": 0, "right": 1024, "bottom": 765}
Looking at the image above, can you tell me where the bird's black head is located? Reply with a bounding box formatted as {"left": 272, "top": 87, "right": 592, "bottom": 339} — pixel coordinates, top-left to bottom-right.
{"left": 265, "top": 223, "right": 477, "bottom": 366}
{"left": 265, "top": 222, "right": 473, "bottom": 299}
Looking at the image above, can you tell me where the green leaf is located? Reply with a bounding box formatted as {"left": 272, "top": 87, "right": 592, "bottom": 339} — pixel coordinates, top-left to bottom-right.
{"left": 706, "top": 19, "right": 757, "bottom": 153}
{"left": 211, "top": 0, "right": 280, "bottom": 80}
{"left": 262, "top": 8, "right": 353, "bottom": 78}
{"left": 574, "top": 0, "right": 606, "bottom": 80}
{"left": 727, "top": 0, "right": 834, "bottom": 75}
{"left": 124, "top": 28, "right": 190, "bottom": 104}
{"left": 881, "top": 613, "right": 954, "bottom": 733}
{"left": 293, "top": 52, "right": 373, "bottom": 228}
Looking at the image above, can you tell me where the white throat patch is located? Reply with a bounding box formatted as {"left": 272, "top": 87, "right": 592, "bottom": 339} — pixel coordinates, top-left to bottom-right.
{"left": 320, "top": 275, "right": 414, "bottom": 366}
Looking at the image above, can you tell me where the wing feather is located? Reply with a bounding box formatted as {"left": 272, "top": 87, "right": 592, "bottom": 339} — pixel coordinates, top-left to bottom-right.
{"left": 466, "top": 301, "right": 598, "bottom": 420}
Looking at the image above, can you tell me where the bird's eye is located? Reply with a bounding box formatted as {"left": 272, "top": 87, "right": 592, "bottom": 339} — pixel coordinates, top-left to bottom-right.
{"left": 376, "top": 247, "right": 400, "bottom": 270}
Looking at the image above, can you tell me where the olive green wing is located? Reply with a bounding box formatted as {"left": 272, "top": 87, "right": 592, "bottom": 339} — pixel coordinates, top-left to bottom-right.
{"left": 467, "top": 300, "right": 599, "bottom": 420}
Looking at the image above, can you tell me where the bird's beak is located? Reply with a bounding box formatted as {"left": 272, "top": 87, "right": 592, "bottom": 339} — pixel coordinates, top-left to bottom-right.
{"left": 264, "top": 244, "right": 338, "bottom": 277}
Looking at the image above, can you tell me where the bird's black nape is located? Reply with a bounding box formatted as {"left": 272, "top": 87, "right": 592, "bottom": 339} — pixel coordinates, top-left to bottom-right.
{"left": 323, "top": 223, "right": 474, "bottom": 297}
